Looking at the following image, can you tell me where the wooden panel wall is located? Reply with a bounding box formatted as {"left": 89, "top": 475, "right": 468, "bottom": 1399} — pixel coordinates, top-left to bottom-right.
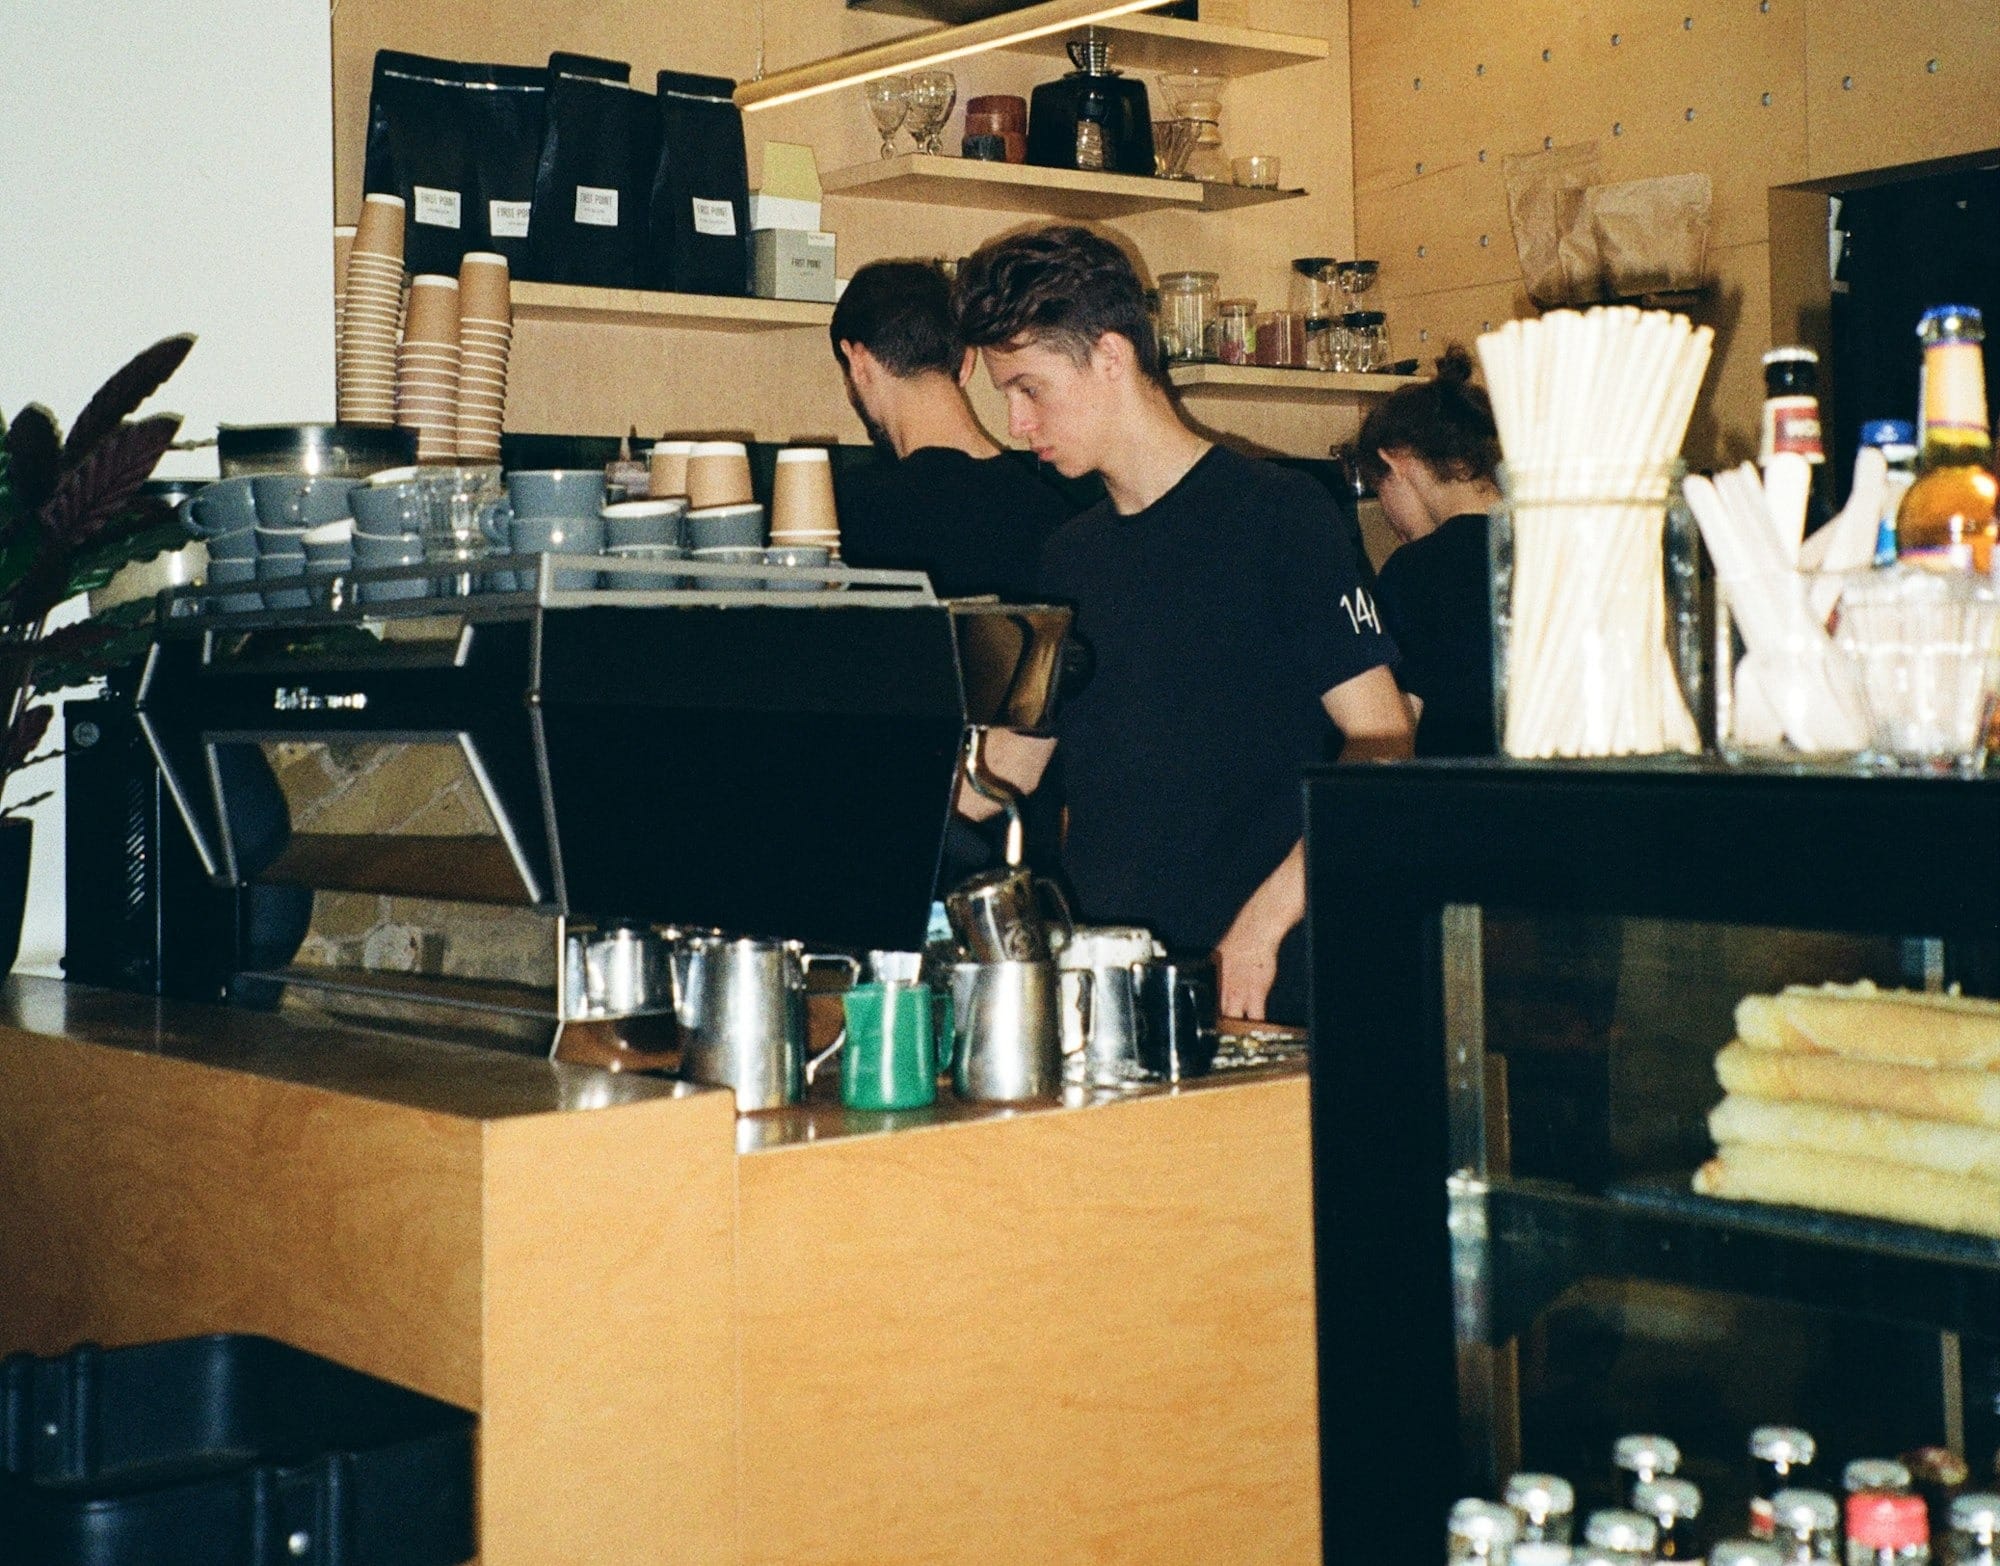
{"left": 328, "top": 1, "right": 1361, "bottom": 457}
{"left": 1351, "top": 0, "right": 2000, "bottom": 466}
{"left": 734, "top": 1076, "right": 1322, "bottom": 1565}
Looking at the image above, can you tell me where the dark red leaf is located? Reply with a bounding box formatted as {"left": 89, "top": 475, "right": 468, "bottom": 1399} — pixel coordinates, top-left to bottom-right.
{"left": 59, "top": 334, "right": 196, "bottom": 469}
{"left": 2, "top": 704, "right": 53, "bottom": 774}
{"left": 5, "top": 406, "right": 61, "bottom": 512}
{"left": 40, "top": 413, "right": 181, "bottom": 549}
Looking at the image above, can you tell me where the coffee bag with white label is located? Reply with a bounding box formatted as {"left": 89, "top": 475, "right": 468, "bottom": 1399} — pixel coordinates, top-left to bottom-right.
{"left": 646, "top": 70, "right": 752, "bottom": 297}
{"left": 460, "top": 61, "right": 552, "bottom": 271}
{"left": 521, "top": 54, "right": 658, "bottom": 289}
{"left": 363, "top": 51, "right": 476, "bottom": 275}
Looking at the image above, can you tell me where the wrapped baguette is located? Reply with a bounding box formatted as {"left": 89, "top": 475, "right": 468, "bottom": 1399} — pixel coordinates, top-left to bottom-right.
{"left": 1710, "top": 1093, "right": 2000, "bottom": 1182}
{"left": 1736, "top": 980, "right": 2000, "bottom": 1071}
{"left": 1716, "top": 1041, "right": 2000, "bottom": 1130}
{"left": 1694, "top": 1144, "right": 2000, "bottom": 1240}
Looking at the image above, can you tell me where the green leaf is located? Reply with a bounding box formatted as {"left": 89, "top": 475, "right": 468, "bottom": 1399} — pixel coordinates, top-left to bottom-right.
{"left": 4, "top": 406, "right": 61, "bottom": 513}
{"left": 62, "top": 498, "right": 182, "bottom": 597}
{"left": 40, "top": 412, "right": 181, "bottom": 550}
{"left": 59, "top": 334, "right": 196, "bottom": 469}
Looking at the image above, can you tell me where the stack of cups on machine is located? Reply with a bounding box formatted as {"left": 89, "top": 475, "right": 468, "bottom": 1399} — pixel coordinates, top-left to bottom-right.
{"left": 768, "top": 446, "right": 841, "bottom": 578}
{"left": 337, "top": 193, "right": 406, "bottom": 427}
{"left": 684, "top": 441, "right": 765, "bottom": 584}
{"left": 397, "top": 275, "right": 461, "bottom": 463}
{"left": 454, "top": 253, "right": 510, "bottom": 463}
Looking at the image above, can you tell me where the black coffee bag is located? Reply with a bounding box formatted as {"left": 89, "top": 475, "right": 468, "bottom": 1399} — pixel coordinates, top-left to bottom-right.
{"left": 363, "top": 51, "right": 477, "bottom": 275}
{"left": 647, "top": 70, "right": 752, "bottom": 297}
{"left": 460, "top": 61, "right": 550, "bottom": 270}
{"left": 521, "top": 54, "right": 658, "bottom": 289}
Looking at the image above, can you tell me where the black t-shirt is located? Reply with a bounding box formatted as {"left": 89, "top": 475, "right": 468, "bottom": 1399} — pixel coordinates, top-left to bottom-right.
{"left": 1372, "top": 512, "right": 1495, "bottom": 758}
{"left": 1038, "top": 445, "right": 1397, "bottom": 1022}
{"left": 835, "top": 446, "right": 1072, "bottom": 599}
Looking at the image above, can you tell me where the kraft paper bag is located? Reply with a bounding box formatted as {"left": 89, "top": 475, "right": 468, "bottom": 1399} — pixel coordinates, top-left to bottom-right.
{"left": 1584, "top": 173, "right": 1714, "bottom": 299}
{"left": 1504, "top": 141, "right": 1603, "bottom": 308}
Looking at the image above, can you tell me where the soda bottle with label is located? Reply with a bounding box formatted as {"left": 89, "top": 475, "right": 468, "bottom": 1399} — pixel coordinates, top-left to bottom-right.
{"left": 1894, "top": 305, "right": 1999, "bottom": 573}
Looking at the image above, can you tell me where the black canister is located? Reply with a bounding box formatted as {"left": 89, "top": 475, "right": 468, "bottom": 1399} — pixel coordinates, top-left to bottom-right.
{"left": 1026, "top": 33, "right": 1155, "bottom": 177}
{"left": 1135, "top": 954, "right": 1219, "bottom": 1081}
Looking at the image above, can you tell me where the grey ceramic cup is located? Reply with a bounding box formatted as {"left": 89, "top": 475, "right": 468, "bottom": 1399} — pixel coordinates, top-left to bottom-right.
{"left": 603, "top": 498, "right": 688, "bottom": 548}
{"left": 504, "top": 511, "right": 602, "bottom": 591}
{"left": 765, "top": 544, "right": 832, "bottom": 592}
{"left": 253, "top": 527, "right": 308, "bottom": 558}
{"left": 303, "top": 538, "right": 353, "bottom": 570}
{"left": 506, "top": 469, "right": 605, "bottom": 519}
{"left": 207, "top": 556, "right": 261, "bottom": 612}
{"left": 254, "top": 552, "right": 311, "bottom": 610}
{"left": 182, "top": 477, "right": 259, "bottom": 537}
{"left": 685, "top": 503, "right": 766, "bottom": 551}
{"left": 691, "top": 545, "right": 766, "bottom": 590}
{"left": 251, "top": 475, "right": 358, "bottom": 530}
{"left": 604, "top": 543, "right": 686, "bottom": 590}
{"left": 203, "top": 526, "right": 257, "bottom": 562}
{"left": 352, "top": 529, "right": 426, "bottom": 604}
{"left": 349, "top": 481, "right": 425, "bottom": 536}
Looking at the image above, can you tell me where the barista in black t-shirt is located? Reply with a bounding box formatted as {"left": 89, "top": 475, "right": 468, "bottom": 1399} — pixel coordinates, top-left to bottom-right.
{"left": 952, "top": 226, "right": 1414, "bottom": 1024}
{"left": 1355, "top": 346, "right": 1505, "bottom": 758}
{"left": 830, "top": 260, "right": 1073, "bottom": 598}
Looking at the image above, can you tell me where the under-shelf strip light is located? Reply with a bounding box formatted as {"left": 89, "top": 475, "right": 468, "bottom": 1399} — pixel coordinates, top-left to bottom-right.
{"left": 736, "top": 0, "right": 1172, "bottom": 112}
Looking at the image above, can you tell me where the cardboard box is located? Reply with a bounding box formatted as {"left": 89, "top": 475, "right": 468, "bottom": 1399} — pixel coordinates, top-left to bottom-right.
{"left": 753, "top": 228, "right": 837, "bottom": 302}
{"left": 752, "top": 142, "right": 823, "bottom": 232}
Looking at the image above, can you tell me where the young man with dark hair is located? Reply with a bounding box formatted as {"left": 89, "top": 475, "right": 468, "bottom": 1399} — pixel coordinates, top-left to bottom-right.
{"left": 953, "top": 225, "right": 1414, "bottom": 1024}
{"left": 829, "top": 258, "right": 1071, "bottom": 600}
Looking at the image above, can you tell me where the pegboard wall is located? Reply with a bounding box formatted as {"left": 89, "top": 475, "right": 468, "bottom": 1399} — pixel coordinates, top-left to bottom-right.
{"left": 1350, "top": 0, "right": 2000, "bottom": 465}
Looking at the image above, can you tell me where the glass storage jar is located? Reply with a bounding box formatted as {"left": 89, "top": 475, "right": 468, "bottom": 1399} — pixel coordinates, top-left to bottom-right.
{"left": 1157, "top": 270, "right": 1219, "bottom": 363}
{"left": 1351, "top": 310, "right": 1390, "bottom": 371}
{"left": 1216, "top": 298, "right": 1257, "bottom": 364}
{"left": 1305, "top": 316, "right": 1336, "bottom": 371}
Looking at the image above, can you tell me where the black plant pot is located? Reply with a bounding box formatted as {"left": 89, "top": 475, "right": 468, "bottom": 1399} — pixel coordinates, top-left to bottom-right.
{"left": 0, "top": 817, "right": 31, "bottom": 976}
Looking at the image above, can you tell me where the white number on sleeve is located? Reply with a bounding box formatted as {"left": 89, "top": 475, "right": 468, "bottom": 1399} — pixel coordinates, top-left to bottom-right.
{"left": 1338, "top": 588, "right": 1383, "bottom": 635}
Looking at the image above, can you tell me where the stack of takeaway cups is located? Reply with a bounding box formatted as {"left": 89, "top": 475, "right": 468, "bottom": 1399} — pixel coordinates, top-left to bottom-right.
{"left": 337, "top": 193, "right": 406, "bottom": 427}
{"left": 397, "top": 274, "right": 461, "bottom": 463}
{"left": 455, "top": 252, "right": 511, "bottom": 464}
{"left": 769, "top": 446, "right": 841, "bottom": 556}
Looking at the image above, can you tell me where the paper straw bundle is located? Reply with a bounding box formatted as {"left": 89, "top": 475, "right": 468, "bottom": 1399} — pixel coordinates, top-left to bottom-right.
{"left": 1476, "top": 306, "right": 1714, "bottom": 758}
{"left": 337, "top": 193, "right": 406, "bottom": 427}
{"left": 397, "top": 274, "right": 461, "bottom": 463}
{"left": 455, "top": 252, "right": 510, "bottom": 464}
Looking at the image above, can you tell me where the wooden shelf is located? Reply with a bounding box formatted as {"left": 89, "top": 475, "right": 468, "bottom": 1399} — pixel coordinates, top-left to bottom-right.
{"left": 1168, "top": 364, "right": 1425, "bottom": 399}
{"left": 1007, "top": 15, "right": 1330, "bottom": 77}
{"left": 510, "top": 283, "right": 832, "bottom": 331}
{"left": 821, "top": 153, "right": 1303, "bottom": 219}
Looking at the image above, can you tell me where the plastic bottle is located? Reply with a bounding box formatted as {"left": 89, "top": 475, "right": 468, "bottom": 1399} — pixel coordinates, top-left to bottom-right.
{"left": 1846, "top": 1491, "right": 1930, "bottom": 1566}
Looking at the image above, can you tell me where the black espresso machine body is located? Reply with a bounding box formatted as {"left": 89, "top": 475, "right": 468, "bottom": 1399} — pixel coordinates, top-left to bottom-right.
{"left": 130, "top": 567, "right": 1056, "bottom": 964}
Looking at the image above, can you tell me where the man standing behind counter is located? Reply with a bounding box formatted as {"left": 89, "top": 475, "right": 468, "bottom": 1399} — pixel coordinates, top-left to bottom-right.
{"left": 952, "top": 226, "right": 1414, "bottom": 1023}
{"left": 831, "top": 259, "right": 1072, "bottom": 598}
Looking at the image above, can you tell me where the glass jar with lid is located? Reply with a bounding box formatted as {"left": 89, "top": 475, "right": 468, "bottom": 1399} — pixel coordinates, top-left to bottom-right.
{"left": 1305, "top": 316, "right": 1337, "bottom": 371}
{"left": 1157, "top": 270, "right": 1219, "bottom": 362}
{"left": 1216, "top": 297, "right": 1257, "bottom": 364}
{"left": 1347, "top": 310, "right": 1390, "bottom": 372}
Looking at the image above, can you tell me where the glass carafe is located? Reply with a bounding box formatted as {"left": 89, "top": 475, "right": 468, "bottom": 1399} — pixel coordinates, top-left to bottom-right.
{"left": 1159, "top": 68, "right": 1229, "bottom": 182}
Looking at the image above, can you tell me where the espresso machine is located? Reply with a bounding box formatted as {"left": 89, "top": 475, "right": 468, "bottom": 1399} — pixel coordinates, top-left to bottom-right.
{"left": 131, "top": 558, "right": 1073, "bottom": 1080}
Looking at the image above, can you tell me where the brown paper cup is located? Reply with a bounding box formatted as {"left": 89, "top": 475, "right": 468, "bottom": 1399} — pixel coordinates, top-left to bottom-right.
{"left": 770, "top": 448, "right": 838, "bottom": 540}
{"left": 686, "top": 442, "right": 753, "bottom": 509}
{"left": 353, "top": 192, "right": 407, "bottom": 260}
{"left": 458, "top": 251, "right": 512, "bottom": 325}
{"left": 403, "top": 276, "right": 461, "bottom": 345}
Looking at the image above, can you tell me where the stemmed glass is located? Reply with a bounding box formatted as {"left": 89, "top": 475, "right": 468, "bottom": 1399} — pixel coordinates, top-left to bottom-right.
{"left": 904, "top": 70, "right": 957, "bottom": 156}
{"left": 863, "top": 75, "right": 910, "bottom": 160}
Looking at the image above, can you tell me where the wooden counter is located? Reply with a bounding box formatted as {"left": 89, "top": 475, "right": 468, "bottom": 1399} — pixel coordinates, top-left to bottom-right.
{"left": 0, "top": 979, "right": 1319, "bottom": 1564}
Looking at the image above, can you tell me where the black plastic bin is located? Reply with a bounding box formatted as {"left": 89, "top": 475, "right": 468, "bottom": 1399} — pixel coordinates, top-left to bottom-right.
{"left": 0, "top": 1334, "right": 475, "bottom": 1566}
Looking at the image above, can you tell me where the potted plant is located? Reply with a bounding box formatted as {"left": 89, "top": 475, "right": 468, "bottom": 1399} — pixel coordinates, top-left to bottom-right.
{"left": 0, "top": 334, "right": 196, "bottom": 970}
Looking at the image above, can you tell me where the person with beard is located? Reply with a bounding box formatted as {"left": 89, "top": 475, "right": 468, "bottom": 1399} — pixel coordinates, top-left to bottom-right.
{"left": 831, "top": 259, "right": 1073, "bottom": 599}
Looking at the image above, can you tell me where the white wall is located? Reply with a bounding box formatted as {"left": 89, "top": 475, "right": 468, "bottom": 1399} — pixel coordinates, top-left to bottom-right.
{"left": 0, "top": 3, "right": 335, "bottom": 971}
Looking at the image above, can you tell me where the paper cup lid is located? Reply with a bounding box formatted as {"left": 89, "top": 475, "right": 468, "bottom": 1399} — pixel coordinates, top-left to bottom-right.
{"left": 690, "top": 440, "right": 748, "bottom": 458}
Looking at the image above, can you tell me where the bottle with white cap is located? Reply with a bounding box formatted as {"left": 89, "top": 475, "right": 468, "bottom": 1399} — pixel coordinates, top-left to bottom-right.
{"left": 1769, "top": 1488, "right": 1839, "bottom": 1565}
{"left": 1507, "top": 1473, "right": 1578, "bottom": 1546}
{"left": 1948, "top": 1494, "right": 2000, "bottom": 1566}
{"left": 1452, "top": 1497, "right": 1524, "bottom": 1565}
{"left": 1635, "top": 1477, "right": 1703, "bottom": 1560}
{"left": 1712, "top": 1541, "right": 1786, "bottom": 1566}
{"left": 1846, "top": 1461, "right": 1915, "bottom": 1497}
{"left": 1585, "top": 1508, "right": 1660, "bottom": 1564}
{"left": 1615, "top": 1435, "right": 1684, "bottom": 1505}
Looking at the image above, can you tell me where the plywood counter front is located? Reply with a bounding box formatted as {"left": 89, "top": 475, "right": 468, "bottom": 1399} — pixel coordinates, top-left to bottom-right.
{"left": 0, "top": 979, "right": 1319, "bottom": 1564}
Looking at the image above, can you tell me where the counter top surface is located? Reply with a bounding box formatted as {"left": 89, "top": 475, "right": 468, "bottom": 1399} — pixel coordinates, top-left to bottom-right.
{"left": 0, "top": 977, "right": 1304, "bottom": 1135}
